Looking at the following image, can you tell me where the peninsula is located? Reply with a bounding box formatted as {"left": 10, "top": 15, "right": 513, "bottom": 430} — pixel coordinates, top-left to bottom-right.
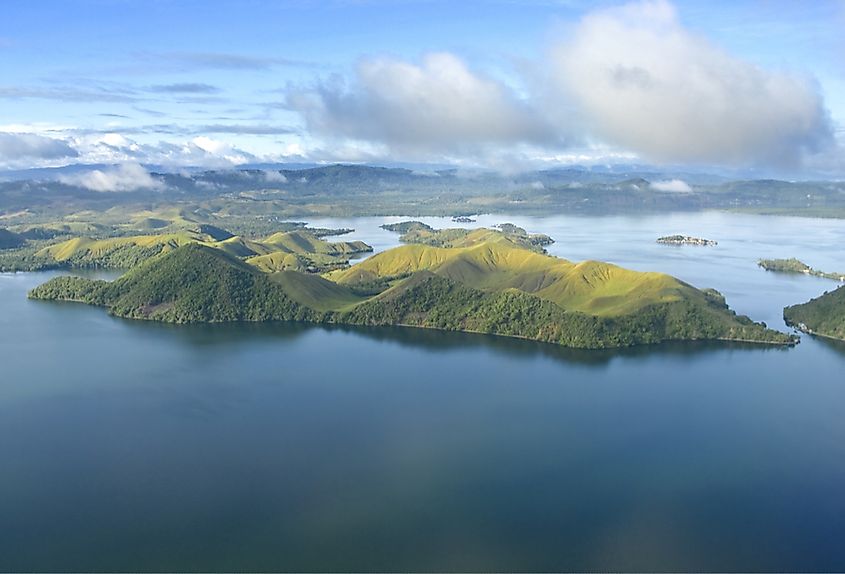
{"left": 30, "top": 227, "right": 795, "bottom": 349}
{"left": 759, "top": 258, "right": 845, "bottom": 282}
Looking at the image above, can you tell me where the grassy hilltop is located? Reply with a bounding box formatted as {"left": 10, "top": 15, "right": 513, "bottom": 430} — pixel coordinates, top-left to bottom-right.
{"left": 2, "top": 217, "right": 371, "bottom": 273}
{"left": 30, "top": 228, "right": 795, "bottom": 349}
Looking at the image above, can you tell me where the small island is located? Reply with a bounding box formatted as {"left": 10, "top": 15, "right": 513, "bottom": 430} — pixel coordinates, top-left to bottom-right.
{"left": 759, "top": 258, "right": 845, "bottom": 282}
{"left": 451, "top": 216, "right": 476, "bottom": 223}
{"left": 380, "top": 221, "right": 433, "bottom": 234}
{"left": 382, "top": 221, "right": 554, "bottom": 251}
{"left": 657, "top": 235, "right": 717, "bottom": 246}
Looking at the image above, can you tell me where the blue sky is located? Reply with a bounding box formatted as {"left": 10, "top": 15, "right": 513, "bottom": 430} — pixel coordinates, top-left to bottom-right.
{"left": 1, "top": 0, "right": 843, "bottom": 176}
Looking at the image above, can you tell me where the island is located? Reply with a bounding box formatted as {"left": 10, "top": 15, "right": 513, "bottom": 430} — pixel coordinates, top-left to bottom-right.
{"left": 383, "top": 220, "right": 554, "bottom": 251}
{"left": 380, "top": 221, "right": 433, "bottom": 234}
{"left": 759, "top": 258, "right": 845, "bottom": 282}
{"left": 657, "top": 235, "right": 717, "bottom": 246}
{"left": 29, "top": 227, "right": 795, "bottom": 349}
{"left": 451, "top": 216, "right": 476, "bottom": 223}
{"left": 784, "top": 285, "right": 845, "bottom": 341}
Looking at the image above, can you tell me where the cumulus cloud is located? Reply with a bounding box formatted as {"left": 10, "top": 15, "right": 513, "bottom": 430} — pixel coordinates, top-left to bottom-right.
{"left": 287, "top": 52, "right": 559, "bottom": 154}
{"left": 0, "top": 132, "right": 78, "bottom": 161}
{"left": 650, "top": 178, "right": 692, "bottom": 192}
{"left": 59, "top": 162, "right": 164, "bottom": 192}
{"left": 550, "top": 0, "right": 833, "bottom": 166}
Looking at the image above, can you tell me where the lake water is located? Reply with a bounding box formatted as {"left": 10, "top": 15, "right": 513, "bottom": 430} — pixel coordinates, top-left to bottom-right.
{"left": 1, "top": 212, "right": 844, "bottom": 571}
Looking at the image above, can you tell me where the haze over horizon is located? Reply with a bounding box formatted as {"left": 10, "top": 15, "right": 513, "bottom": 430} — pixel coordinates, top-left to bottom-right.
{"left": 2, "top": 0, "right": 844, "bottom": 181}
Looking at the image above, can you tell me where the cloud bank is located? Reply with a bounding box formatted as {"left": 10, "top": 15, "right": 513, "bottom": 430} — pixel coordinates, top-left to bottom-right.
{"left": 59, "top": 162, "right": 164, "bottom": 192}
{"left": 0, "top": 132, "right": 79, "bottom": 161}
{"left": 551, "top": 0, "right": 833, "bottom": 166}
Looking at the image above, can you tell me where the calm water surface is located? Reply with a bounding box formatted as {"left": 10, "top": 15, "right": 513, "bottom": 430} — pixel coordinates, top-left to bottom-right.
{"left": 1, "top": 212, "right": 844, "bottom": 571}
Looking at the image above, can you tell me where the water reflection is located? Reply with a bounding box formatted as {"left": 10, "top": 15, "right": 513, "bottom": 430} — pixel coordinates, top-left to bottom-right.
{"left": 114, "top": 314, "right": 792, "bottom": 367}
{"left": 811, "top": 334, "right": 845, "bottom": 357}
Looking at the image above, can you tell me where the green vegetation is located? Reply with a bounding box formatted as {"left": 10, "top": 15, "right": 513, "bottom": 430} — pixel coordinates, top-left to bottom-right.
{"left": 382, "top": 221, "right": 554, "bottom": 252}
{"left": 30, "top": 236, "right": 795, "bottom": 349}
{"left": 343, "top": 271, "right": 788, "bottom": 348}
{"left": 380, "top": 221, "right": 433, "bottom": 233}
{"left": 494, "top": 223, "right": 554, "bottom": 246}
{"left": 0, "top": 214, "right": 372, "bottom": 272}
{"left": 656, "top": 235, "right": 717, "bottom": 246}
{"left": 784, "top": 286, "right": 845, "bottom": 341}
{"left": 0, "top": 228, "right": 26, "bottom": 249}
{"left": 759, "top": 258, "right": 845, "bottom": 282}
{"left": 30, "top": 245, "right": 316, "bottom": 323}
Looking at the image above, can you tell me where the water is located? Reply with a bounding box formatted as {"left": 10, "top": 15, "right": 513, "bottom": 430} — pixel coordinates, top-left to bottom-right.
{"left": 1, "top": 212, "right": 844, "bottom": 571}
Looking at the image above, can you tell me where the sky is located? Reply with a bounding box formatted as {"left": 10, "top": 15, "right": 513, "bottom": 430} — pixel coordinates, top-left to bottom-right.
{"left": 1, "top": 0, "right": 844, "bottom": 179}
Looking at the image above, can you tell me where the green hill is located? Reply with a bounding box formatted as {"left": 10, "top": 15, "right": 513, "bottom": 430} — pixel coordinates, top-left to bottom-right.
{"left": 0, "top": 228, "right": 26, "bottom": 250}
{"left": 330, "top": 240, "right": 704, "bottom": 317}
{"left": 35, "top": 231, "right": 209, "bottom": 268}
{"left": 784, "top": 286, "right": 845, "bottom": 340}
{"left": 269, "top": 270, "right": 365, "bottom": 312}
{"left": 29, "top": 244, "right": 316, "bottom": 323}
{"left": 30, "top": 240, "right": 794, "bottom": 349}
{"left": 342, "top": 271, "right": 783, "bottom": 348}
{"left": 28, "top": 228, "right": 372, "bottom": 272}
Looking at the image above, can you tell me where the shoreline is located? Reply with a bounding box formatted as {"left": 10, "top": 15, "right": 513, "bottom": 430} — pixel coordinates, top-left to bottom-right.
{"left": 29, "top": 292, "right": 798, "bottom": 350}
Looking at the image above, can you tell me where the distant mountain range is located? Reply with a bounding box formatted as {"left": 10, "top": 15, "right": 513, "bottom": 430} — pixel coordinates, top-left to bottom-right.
{"left": 2, "top": 163, "right": 844, "bottom": 219}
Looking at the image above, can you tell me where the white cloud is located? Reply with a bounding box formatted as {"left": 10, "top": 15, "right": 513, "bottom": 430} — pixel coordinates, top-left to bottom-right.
{"left": 188, "top": 136, "right": 254, "bottom": 165}
{"left": 287, "top": 52, "right": 558, "bottom": 155}
{"left": 550, "top": 0, "right": 833, "bottom": 167}
{"left": 66, "top": 132, "right": 258, "bottom": 169}
{"left": 261, "top": 170, "right": 287, "bottom": 183}
{"left": 59, "top": 163, "right": 164, "bottom": 192}
{"left": 99, "top": 133, "right": 135, "bottom": 148}
{"left": 0, "top": 132, "right": 78, "bottom": 162}
{"left": 650, "top": 178, "right": 692, "bottom": 192}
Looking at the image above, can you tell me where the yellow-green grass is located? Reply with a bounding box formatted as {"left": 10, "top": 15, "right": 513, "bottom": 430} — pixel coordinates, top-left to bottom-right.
{"left": 269, "top": 270, "right": 366, "bottom": 312}
{"left": 37, "top": 231, "right": 209, "bottom": 261}
{"left": 36, "top": 228, "right": 369, "bottom": 268}
{"left": 262, "top": 230, "right": 370, "bottom": 254}
{"left": 331, "top": 240, "right": 698, "bottom": 317}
